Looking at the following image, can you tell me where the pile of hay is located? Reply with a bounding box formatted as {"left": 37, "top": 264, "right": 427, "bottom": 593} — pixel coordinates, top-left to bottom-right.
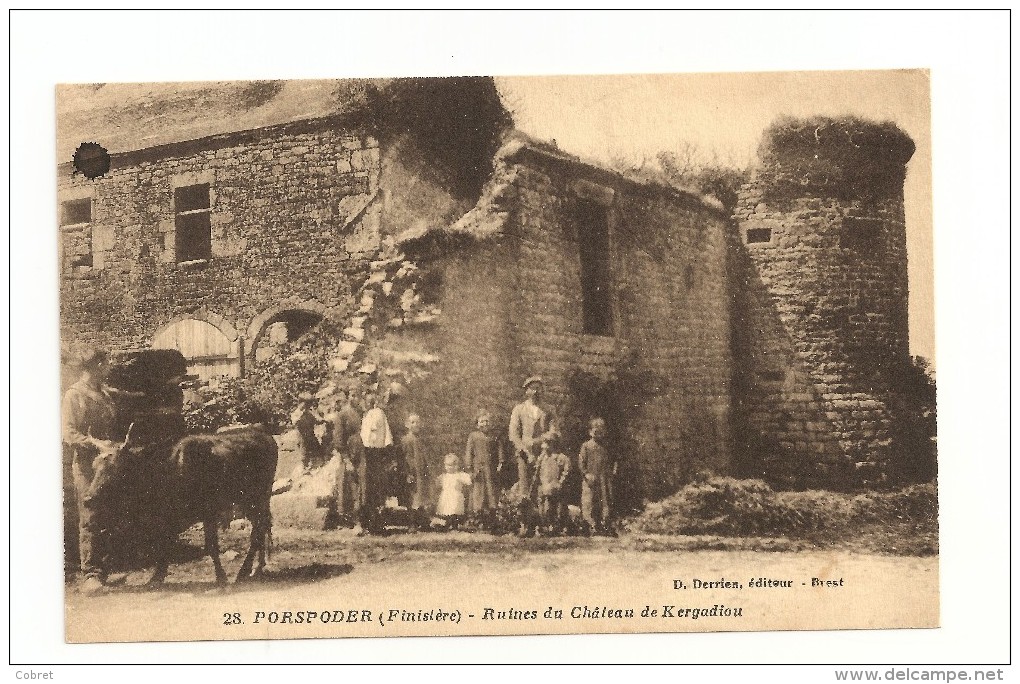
{"left": 625, "top": 476, "right": 937, "bottom": 542}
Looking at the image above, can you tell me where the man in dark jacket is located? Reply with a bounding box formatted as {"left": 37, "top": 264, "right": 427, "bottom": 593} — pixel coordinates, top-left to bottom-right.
{"left": 62, "top": 348, "right": 120, "bottom": 594}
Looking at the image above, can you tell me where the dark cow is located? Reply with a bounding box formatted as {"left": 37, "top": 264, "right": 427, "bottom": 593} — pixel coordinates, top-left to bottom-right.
{"left": 147, "top": 426, "right": 278, "bottom": 585}
{"left": 65, "top": 349, "right": 279, "bottom": 587}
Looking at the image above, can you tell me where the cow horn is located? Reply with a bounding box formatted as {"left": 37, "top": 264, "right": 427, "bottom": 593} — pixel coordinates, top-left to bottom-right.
{"left": 122, "top": 421, "right": 136, "bottom": 448}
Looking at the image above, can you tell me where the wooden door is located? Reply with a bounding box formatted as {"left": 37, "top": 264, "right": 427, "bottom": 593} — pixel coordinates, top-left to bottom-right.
{"left": 152, "top": 318, "right": 239, "bottom": 385}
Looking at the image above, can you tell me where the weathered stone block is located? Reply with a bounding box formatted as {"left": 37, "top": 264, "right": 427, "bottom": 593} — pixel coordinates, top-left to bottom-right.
{"left": 92, "top": 225, "right": 117, "bottom": 252}
{"left": 271, "top": 493, "right": 334, "bottom": 530}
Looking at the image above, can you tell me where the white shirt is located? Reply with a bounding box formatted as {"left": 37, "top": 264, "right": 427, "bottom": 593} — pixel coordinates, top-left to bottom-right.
{"left": 360, "top": 407, "right": 393, "bottom": 448}
{"left": 436, "top": 472, "right": 472, "bottom": 516}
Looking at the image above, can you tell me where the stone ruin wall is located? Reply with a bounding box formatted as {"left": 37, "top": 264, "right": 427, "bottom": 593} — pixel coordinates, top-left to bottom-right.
{"left": 731, "top": 182, "right": 911, "bottom": 488}
{"left": 377, "top": 237, "right": 523, "bottom": 481}
{"left": 419, "top": 149, "right": 732, "bottom": 501}
{"left": 57, "top": 110, "right": 917, "bottom": 500}
{"left": 378, "top": 147, "right": 734, "bottom": 502}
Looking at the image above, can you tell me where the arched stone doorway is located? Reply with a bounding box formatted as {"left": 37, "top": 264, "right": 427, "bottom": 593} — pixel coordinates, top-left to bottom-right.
{"left": 246, "top": 300, "right": 327, "bottom": 363}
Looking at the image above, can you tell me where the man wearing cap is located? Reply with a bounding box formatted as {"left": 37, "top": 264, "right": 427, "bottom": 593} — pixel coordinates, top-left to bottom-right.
{"left": 62, "top": 348, "right": 121, "bottom": 594}
{"left": 508, "top": 376, "right": 555, "bottom": 503}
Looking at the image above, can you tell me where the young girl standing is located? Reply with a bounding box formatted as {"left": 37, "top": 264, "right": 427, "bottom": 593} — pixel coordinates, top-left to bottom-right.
{"left": 434, "top": 453, "right": 472, "bottom": 531}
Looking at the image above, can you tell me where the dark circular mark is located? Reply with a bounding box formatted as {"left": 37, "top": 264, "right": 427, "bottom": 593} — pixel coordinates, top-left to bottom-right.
{"left": 72, "top": 142, "right": 111, "bottom": 179}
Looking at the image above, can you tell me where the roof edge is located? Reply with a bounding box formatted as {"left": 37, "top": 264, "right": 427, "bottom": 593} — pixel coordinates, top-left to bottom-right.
{"left": 57, "top": 114, "right": 366, "bottom": 174}
{"left": 499, "top": 135, "right": 727, "bottom": 215}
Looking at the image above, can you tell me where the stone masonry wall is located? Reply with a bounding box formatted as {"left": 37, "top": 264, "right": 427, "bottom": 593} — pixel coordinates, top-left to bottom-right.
{"left": 381, "top": 238, "right": 523, "bottom": 482}
{"left": 495, "top": 150, "right": 732, "bottom": 502}
{"left": 57, "top": 112, "right": 918, "bottom": 502}
{"left": 732, "top": 182, "right": 911, "bottom": 488}
{"left": 385, "top": 151, "right": 732, "bottom": 502}
{"left": 58, "top": 122, "right": 382, "bottom": 357}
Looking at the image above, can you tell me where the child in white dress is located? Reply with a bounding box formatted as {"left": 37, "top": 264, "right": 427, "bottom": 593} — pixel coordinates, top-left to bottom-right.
{"left": 434, "top": 453, "right": 472, "bottom": 530}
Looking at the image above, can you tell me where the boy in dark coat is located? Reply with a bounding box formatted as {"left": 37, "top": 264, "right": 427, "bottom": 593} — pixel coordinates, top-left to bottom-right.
{"left": 578, "top": 417, "right": 616, "bottom": 535}
{"left": 401, "top": 413, "right": 429, "bottom": 530}
{"left": 291, "top": 392, "right": 324, "bottom": 470}
{"left": 465, "top": 409, "right": 503, "bottom": 530}
{"left": 327, "top": 389, "right": 362, "bottom": 524}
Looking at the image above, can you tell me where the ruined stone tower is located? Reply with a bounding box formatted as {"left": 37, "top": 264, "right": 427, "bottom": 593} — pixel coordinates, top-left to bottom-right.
{"left": 732, "top": 116, "right": 915, "bottom": 488}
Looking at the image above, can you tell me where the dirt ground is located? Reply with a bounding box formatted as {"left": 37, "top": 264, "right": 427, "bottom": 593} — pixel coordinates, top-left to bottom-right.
{"left": 65, "top": 527, "right": 939, "bottom": 643}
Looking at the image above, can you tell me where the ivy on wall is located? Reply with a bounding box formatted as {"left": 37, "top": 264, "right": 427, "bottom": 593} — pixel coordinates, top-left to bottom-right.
{"left": 757, "top": 116, "right": 915, "bottom": 203}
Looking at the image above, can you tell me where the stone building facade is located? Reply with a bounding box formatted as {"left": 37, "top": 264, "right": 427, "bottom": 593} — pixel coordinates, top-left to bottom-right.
{"left": 58, "top": 117, "right": 384, "bottom": 381}
{"left": 58, "top": 113, "right": 914, "bottom": 497}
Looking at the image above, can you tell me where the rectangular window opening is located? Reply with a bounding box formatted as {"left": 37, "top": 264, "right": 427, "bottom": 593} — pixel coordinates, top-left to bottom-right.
{"left": 577, "top": 199, "right": 613, "bottom": 336}
{"left": 61, "top": 198, "right": 92, "bottom": 226}
{"left": 176, "top": 211, "right": 212, "bottom": 263}
{"left": 174, "top": 183, "right": 211, "bottom": 212}
{"left": 61, "top": 198, "right": 94, "bottom": 269}
{"left": 70, "top": 250, "right": 93, "bottom": 269}
{"left": 746, "top": 227, "right": 772, "bottom": 244}
{"left": 175, "top": 184, "right": 212, "bottom": 262}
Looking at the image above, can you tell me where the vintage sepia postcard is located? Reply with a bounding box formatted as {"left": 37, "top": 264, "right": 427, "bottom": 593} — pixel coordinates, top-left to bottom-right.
{"left": 56, "top": 70, "right": 937, "bottom": 644}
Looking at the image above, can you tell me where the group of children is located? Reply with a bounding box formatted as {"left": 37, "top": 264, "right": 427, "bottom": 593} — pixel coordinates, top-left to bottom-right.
{"left": 409, "top": 412, "right": 617, "bottom": 537}
{"left": 524, "top": 417, "right": 617, "bottom": 537}
{"left": 291, "top": 388, "right": 617, "bottom": 537}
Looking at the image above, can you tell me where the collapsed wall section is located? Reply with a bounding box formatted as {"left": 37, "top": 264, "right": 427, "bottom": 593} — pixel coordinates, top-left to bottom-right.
{"left": 380, "top": 236, "right": 522, "bottom": 480}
